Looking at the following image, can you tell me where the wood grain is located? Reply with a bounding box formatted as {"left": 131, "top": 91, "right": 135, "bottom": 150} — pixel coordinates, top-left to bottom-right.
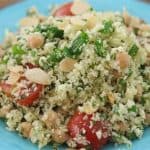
{"left": 0, "top": 0, "right": 21, "bottom": 9}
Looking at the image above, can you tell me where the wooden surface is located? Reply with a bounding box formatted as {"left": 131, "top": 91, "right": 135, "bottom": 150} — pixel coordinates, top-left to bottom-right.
{"left": 0, "top": 0, "right": 21, "bottom": 9}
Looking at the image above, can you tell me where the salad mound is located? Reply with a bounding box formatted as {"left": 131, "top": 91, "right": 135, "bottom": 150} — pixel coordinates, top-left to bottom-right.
{"left": 0, "top": 0, "right": 150, "bottom": 149}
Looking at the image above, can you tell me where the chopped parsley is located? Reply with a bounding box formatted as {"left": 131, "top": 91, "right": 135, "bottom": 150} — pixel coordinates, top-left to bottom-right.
{"left": 65, "top": 31, "right": 89, "bottom": 58}
{"left": 100, "top": 20, "right": 115, "bottom": 35}
{"left": 94, "top": 39, "right": 107, "bottom": 57}
{"left": 34, "top": 25, "right": 64, "bottom": 39}
{"left": 128, "top": 105, "right": 137, "bottom": 112}
{"left": 128, "top": 44, "right": 139, "bottom": 57}
{"left": 12, "top": 45, "right": 26, "bottom": 64}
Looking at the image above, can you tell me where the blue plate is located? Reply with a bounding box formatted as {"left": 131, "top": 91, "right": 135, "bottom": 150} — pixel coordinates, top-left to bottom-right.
{"left": 0, "top": 0, "right": 150, "bottom": 149}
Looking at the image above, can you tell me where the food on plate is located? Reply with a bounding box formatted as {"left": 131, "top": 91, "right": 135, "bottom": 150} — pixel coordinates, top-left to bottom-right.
{"left": 0, "top": 0, "right": 150, "bottom": 149}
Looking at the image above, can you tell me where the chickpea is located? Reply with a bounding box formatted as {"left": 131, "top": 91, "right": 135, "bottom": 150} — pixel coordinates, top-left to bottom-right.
{"left": 0, "top": 105, "right": 12, "bottom": 118}
{"left": 116, "top": 52, "right": 130, "bottom": 69}
{"left": 145, "top": 113, "right": 150, "bottom": 125}
{"left": 135, "top": 84, "right": 143, "bottom": 101}
{"left": 59, "top": 58, "right": 77, "bottom": 72}
{"left": 42, "top": 110, "right": 60, "bottom": 128}
{"left": 19, "top": 122, "right": 32, "bottom": 138}
{"left": 52, "top": 129, "right": 69, "bottom": 143}
{"left": 28, "top": 33, "right": 44, "bottom": 49}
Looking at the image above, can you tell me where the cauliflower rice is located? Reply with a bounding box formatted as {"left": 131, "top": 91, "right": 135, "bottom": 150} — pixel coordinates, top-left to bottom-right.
{"left": 0, "top": 0, "right": 150, "bottom": 149}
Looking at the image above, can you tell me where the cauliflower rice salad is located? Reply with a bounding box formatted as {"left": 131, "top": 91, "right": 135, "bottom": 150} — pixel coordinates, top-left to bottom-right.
{"left": 0, "top": 0, "right": 150, "bottom": 149}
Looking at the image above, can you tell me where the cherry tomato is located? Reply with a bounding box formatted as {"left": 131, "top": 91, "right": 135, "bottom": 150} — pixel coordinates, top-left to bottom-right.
{"left": 0, "top": 82, "right": 13, "bottom": 96}
{"left": 53, "top": 2, "right": 74, "bottom": 17}
{"left": 0, "top": 63, "right": 43, "bottom": 106}
{"left": 18, "top": 83, "right": 43, "bottom": 106}
{"left": 67, "top": 112, "right": 110, "bottom": 150}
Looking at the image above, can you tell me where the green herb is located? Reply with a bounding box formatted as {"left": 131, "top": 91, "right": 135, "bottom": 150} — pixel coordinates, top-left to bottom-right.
{"left": 94, "top": 39, "right": 107, "bottom": 57}
{"left": 0, "top": 55, "right": 9, "bottom": 64}
{"left": 11, "top": 45, "right": 26, "bottom": 64}
{"left": 127, "top": 132, "right": 137, "bottom": 140}
{"left": 100, "top": 20, "right": 115, "bottom": 35}
{"left": 65, "top": 32, "right": 89, "bottom": 58}
{"left": 47, "top": 48, "right": 64, "bottom": 66}
{"left": 127, "top": 68, "right": 133, "bottom": 78}
{"left": 12, "top": 45, "right": 26, "bottom": 56}
{"left": 128, "top": 44, "right": 139, "bottom": 57}
{"left": 118, "top": 78, "right": 127, "bottom": 95}
{"left": 34, "top": 25, "right": 64, "bottom": 39}
{"left": 128, "top": 105, "right": 137, "bottom": 112}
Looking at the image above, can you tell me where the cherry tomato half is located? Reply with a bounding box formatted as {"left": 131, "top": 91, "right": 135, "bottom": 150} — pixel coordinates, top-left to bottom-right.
{"left": 18, "top": 83, "right": 43, "bottom": 106}
{"left": 68, "top": 112, "right": 110, "bottom": 150}
{"left": 53, "top": 2, "right": 74, "bottom": 17}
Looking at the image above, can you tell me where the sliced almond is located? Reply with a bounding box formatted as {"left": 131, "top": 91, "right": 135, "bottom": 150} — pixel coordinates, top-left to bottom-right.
{"left": 139, "top": 24, "right": 150, "bottom": 31}
{"left": 59, "top": 58, "right": 77, "bottom": 72}
{"left": 20, "top": 17, "right": 39, "bottom": 27}
{"left": 122, "top": 10, "right": 131, "bottom": 25}
{"left": 5, "top": 72, "right": 21, "bottom": 85}
{"left": 135, "top": 84, "right": 143, "bottom": 101}
{"left": 24, "top": 68, "right": 50, "bottom": 85}
{"left": 70, "top": 17, "right": 85, "bottom": 26}
{"left": 71, "top": 0, "right": 90, "bottom": 15}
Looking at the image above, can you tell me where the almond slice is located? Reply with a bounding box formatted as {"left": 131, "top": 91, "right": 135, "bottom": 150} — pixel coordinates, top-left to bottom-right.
{"left": 71, "top": 0, "right": 90, "bottom": 15}
{"left": 20, "top": 17, "right": 39, "bottom": 27}
{"left": 24, "top": 68, "right": 50, "bottom": 85}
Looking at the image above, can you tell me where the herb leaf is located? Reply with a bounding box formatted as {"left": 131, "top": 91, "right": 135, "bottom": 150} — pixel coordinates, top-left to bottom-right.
{"left": 128, "top": 105, "right": 137, "bottom": 112}
{"left": 94, "top": 39, "right": 107, "bottom": 57}
{"left": 100, "top": 20, "right": 114, "bottom": 35}
{"left": 12, "top": 45, "right": 26, "bottom": 56}
{"left": 128, "top": 44, "right": 139, "bottom": 57}
{"left": 47, "top": 48, "right": 64, "bottom": 66}
{"left": 65, "top": 32, "right": 89, "bottom": 58}
{"left": 35, "top": 25, "right": 64, "bottom": 39}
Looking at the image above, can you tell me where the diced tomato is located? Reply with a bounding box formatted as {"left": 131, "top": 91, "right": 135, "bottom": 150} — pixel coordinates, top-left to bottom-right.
{"left": 0, "top": 82, "right": 13, "bottom": 96}
{"left": 0, "top": 63, "right": 43, "bottom": 106}
{"left": 18, "top": 83, "right": 43, "bottom": 106}
{"left": 67, "top": 112, "right": 110, "bottom": 150}
{"left": 53, "top": 2, "right": 74, "bottom": 17}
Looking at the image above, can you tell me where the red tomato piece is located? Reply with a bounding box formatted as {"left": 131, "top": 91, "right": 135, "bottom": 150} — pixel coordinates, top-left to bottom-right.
{"left": 18, "top": 83, "right": 43, "bottom": 106}
{"left": 53, "top": 2, "right": 74, "bottom": 17}
{"left": 67, "top": 112, "right": 110, "bottom": 150}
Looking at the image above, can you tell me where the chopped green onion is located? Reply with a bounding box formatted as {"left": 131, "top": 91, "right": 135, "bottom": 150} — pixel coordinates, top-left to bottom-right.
{"left": 118, "top": 78, "right": 127, "bottom": 95}
{"left": 34, "top": 25, "right": 64, "bottom": 39}
{"left": 94, "top": 39, "right": 107, "bottom": 57}
{"left": 128, "top": 44, "right": 139, "bottom": 57}
{"left": 65, "top": 32, "right": 89, "bottom": 58}
{"left": 11, "top": 45, "right": 26, "bottom": 64}
{"left": 47, "top": 48, "right": 64, "bottom": 66}
{"left": 128, "top": 105, "right": 137, "bottom": 112}
{"left": 100, "top": 20, "right": 115, "bottom": 35}
{"left": 12, "top": 45, "right": 26, "bottom": 56}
